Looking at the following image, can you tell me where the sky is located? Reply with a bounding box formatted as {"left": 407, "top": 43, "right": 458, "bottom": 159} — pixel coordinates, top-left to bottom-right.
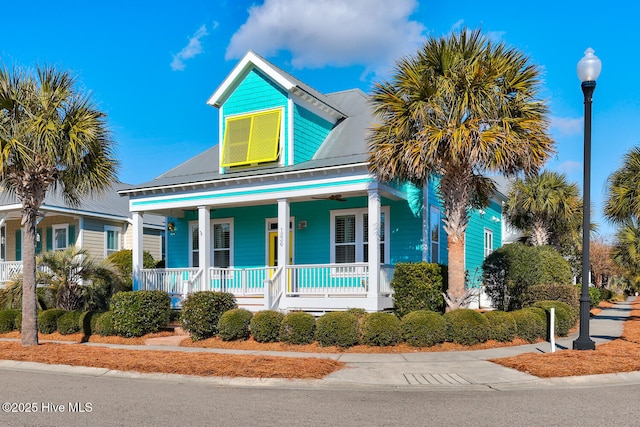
{"left": 2, "top": 0, "right": 638, "bottom": 238}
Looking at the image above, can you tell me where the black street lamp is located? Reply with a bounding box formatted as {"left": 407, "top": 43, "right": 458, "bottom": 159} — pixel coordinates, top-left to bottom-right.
{"left": 573, "top": 48, "right": 602, "bottom": 351}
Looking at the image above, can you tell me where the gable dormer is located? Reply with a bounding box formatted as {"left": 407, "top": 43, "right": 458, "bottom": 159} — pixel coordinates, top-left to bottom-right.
{"left": 207, "top": 51, "right": 347, "bottom": 172}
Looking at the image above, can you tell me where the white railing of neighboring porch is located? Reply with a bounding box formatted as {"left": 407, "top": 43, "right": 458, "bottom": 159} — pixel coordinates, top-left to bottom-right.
{"left": 0, "top": 261, "right": 23, "bottom": 285}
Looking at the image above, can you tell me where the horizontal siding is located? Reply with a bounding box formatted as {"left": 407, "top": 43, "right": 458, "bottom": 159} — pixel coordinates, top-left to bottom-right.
{"left": 465, "top": 199, "right": 503, "bottom": 287}
{"left": 293, "top": 104, "right": 333, "bottom": 163}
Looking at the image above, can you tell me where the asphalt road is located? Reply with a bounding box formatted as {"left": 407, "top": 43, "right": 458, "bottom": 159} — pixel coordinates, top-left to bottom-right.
{"left": 1, "top": 368, "right": 639, "bottom": 426}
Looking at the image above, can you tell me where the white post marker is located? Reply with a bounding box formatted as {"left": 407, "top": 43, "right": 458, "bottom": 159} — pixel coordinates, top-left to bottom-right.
{"left": 550, "top": 307, "right": 556, "bottom": 353}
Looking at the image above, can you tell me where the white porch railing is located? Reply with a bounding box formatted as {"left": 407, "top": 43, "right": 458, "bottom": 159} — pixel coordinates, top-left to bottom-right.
{"left": 0, "top": 261, "right": 23, "bottom": 284}
{"left": 139, "top": 263, "right": 395, "bottom": 311}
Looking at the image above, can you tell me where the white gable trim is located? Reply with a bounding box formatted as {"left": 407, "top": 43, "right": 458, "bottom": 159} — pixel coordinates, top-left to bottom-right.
{"left": 207, "top": 51, "right": 295, "bottom": 108}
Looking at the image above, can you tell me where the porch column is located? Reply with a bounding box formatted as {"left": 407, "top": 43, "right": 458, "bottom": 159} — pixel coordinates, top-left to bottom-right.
{"left": 367, "top": 188, "right": 381, "bottom": 302}
{"left": 277, "top": 199, "right": 290, "bottom": 269}
{"left": 132, "top": 211, "right": 144, "bottom": 291}
{"left": 198, "top": 206, "right": 211, "bottom": 273}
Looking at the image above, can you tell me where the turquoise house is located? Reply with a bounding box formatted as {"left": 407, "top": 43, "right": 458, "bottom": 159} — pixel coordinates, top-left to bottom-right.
{"left": 120, "top": 51, "right": 504, "bottom": 312}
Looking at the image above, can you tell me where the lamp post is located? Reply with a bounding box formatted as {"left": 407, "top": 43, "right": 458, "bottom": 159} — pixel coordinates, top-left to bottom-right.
{"left": 573, "top": 48, "right": 601, "bottom": 351}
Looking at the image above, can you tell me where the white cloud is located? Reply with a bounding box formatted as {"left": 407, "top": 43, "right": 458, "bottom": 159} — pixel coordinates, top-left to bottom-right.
{"left": 226, "top": 0, "right": 425, "bottom": 76}
{"left": 555, "top": 160, "right": 582, "bottom": 175}
{"left": 171, "top": 25, "right": 209, "bottom": 71}
{"left": 551, "top": 116, "right": 583, "bottom": 136}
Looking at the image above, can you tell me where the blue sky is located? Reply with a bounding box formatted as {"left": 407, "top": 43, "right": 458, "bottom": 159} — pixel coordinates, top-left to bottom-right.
{"left": 2, "top": 0, "right": 637, "bottom": 237}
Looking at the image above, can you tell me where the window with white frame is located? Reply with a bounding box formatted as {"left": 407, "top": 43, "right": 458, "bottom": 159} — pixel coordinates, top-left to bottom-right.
{"left": 484, "top": 228, "right": 494, "bottom": 258}
{"left": 430, "top": 206, "right": 440, "bottom": 263}
{"left": 189, "top": 220, "right": 233, "bottom": 268}
{"left": 104, "top": 225, "right": 121, "bottom": 257}
{"left": 331, "top": 208, "right": 389, "bottom": 264}
{"left": 52, "top": 224, "right": 68, "bottom": 251}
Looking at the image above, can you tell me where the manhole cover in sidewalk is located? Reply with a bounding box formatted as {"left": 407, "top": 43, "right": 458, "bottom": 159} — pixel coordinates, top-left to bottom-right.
{"left": 404, "top": 373, "right": 471, "bottom": 386}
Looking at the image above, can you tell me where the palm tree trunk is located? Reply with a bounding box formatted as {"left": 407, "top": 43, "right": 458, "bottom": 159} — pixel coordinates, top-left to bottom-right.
{"left": 446, "top": 234, "right": 466, "bottom": 311}
{"left": 21, "top": 211, "right": 39, "bottom": 346}
{"left": 531, "top": 218, "right": 549, "bottom": 246}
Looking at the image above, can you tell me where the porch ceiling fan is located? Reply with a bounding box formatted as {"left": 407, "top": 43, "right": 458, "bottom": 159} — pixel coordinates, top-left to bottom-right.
{"left": 311, "top": 194, "right": 347, "bottom": 202}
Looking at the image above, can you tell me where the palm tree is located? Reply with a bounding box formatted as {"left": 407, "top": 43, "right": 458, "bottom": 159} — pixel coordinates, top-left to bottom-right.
{"left": 367, "top": 28, "right": 554, "bottom": 309}
{"left": 38, "top": 246, "right": 122, "bottom": 311}
{"left": 0, "top": 65, "right": 118, "bottom": 345}
{"left": 612, "top": 218, "right": 640, "bottom": 292}
{"left": 505, "top": 170, "right": 582, "bottom": 246}
{"left": 604, "top": 146, "right": 640, "bottom": 224}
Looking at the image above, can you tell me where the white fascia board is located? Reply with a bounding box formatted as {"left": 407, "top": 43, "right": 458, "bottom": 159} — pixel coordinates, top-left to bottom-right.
{"left": 289, "top": 91, "right": 340, "bottom": 124}
{"left": 207, "top": 51, "right": 295, "bottom": 107}
{"left": 129, "top": 173, "right": 374, "bottom": 212}
{"left": 120, "top": 162, "right": 370, "bottom": 196}
{"left": 0, "top": 204, "right": 24, "bottom": 213}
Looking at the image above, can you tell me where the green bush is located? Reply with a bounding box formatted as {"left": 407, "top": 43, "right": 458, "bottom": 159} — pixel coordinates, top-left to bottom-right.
{"left": 400, "top": 310, "right": 446, "bottom": 347}
{"left": 532, "top": 300, "right": 578, "bottom": 337}
{"left": 250, "top": 310, "right": 284, "bottom": 343}
{"left": 523, "top": 283, "right": 579, "bottom": 312}
{"left": 36, "top": 287, "right": 57, "bottom": 310}
{"left": 57, "top": 311, "right": 83, "bottom": 335}
{"left": 95, "top": 311, "right": 116, "bottom": 336}
{"left": 107, "top": 249, "right": 157, "bottom": 292}
{"left": 315, "top": 312, "right": 360, "bottom": 348}
{"left": 483, "top": 311, "right": 517, "bottom": 342}
{"left": 111, "top": 291, "right": 170, "bottom": 338}
{"left": 79, "top": 311, "right": 103, "bottom": 336}
{"left": 483, "top": 243, "right": 572, "bottom": 311}
{"left": 15, "top": 311, "right": 22, "bottom": 331}
{"left": 38, "top": 309, "right": 67, "bottom": 334}
{"left": 585, "top": 286, "right": 602, "bottom": 308}
{"left": 360, "top": 312, "right": 401, "bottom": 346}
{"left": 443, "top": 309, "right": 490, "bottom": 345}
{"left": 181, "top": 291, "right": 237, "bottom": 341}
{"left": 599, "top": 288, "right": 614, "bottom": 301}
{"left": 279, "top": 312, "right": 316, "bottom": 345}
{"left": 0, "top": 309, "right": 20, "bottom": 333}
{"left": 511, "top": 308, "right": 545, "bottom": 342}
{"left": 218, "top": 308, "right": 253, "bottom": 341}
{"left": 391, "top": 262, "right": 446, "bottom": 317}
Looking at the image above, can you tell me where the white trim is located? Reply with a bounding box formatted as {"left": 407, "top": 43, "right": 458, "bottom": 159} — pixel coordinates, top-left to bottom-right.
{"left": 288, "top": 97, "right": 294, "bottom": 166}
{"left": 52, "top": 224, "right": 69, "bottom": 251}
{"left": 430, "top": 206, "right": 440, "bottom": 263}
{"left": 265, "top": 217, "right": 295, "bottom": 266}
{"left": 330, "top": 206, "right": 390, "bottom": 264}
{"left": 104, "top": 224, "right": 122, "bottom": 257}
{"left": 484, "top": 228, "right": 494, "bottom": 258}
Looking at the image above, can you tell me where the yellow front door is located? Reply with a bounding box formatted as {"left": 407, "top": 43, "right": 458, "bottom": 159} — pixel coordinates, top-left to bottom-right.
{"left": 268, "top": 230, "right": 293, "bottom": 267}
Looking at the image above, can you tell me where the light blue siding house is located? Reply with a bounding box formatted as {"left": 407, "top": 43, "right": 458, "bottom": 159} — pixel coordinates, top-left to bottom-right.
{"left": 121, "top": 51, "right": 505, "bottom": 312}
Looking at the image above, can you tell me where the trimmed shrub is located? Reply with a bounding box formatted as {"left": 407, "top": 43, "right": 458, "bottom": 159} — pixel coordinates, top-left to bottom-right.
{"left": 443, "top": 309, "right": 490, "bottom": 345}
{"left": 511, "top": 308, "right": 545, "bottom": 342}
{"left": 95, "top": 311, "right": 116, "bottom": 336}
{"left": 279, "top": 312, "right": 316, "bottom": 345}
{"left": 360, "top": 312, "right": 401, "bottom": 346}
{"left": 250, "top": 310, "right": 284, "bottom": 343}
{"left": 391, "top": 262, "right": 446, "bottom": 317}
{"left": 532, "top": 300, "right": 578, "bottom": 337}
{"left": 599, "top": 288, "right": 614, "bottom": 301}
{"left": 57, "top": 311, "right": 83, "bottom": 335}
{"left": 181, "top": 291, "right": 237, "bottom": 341}
{"left": 483, "top": 311, "right": 517, "bottom": 342}
{"left": 0, "top": 309, "right": 20, "bottom": 333}
{"left": 400, "top": 310, "right": 446, "bottom": 347}
{"left": 523, "top": 283, "right": 579, "bottom": 312}
{"left": 218, "top": 308, "right": 253, "bottom": 341}
{"left": 111, "top": 291, "right": 171, "bottom": 338}
{"left": 315, "top": 311, "right": 360, "bottom": 348}
{"left": 483, "top": 243, "right": 572, "bottom": 311}
{"left": 588, "top": 286, "right": 602, "bottom": 308}
{"left": 38, "top": 309, "right": 67, "bottom": 334}
{"left": 15, "top": 311, "right": 22, "bottom": 331}
{"left": 79, "top": 311, "right": 103, "bottom": 336}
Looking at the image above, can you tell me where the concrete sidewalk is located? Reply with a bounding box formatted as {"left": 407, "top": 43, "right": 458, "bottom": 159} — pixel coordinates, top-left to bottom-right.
{"left": 0, "top": 298, "right": 637, "bottom": 391}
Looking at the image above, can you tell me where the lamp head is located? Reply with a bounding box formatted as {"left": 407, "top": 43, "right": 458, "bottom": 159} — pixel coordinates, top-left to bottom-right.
{"left": 577, "top": 48, "right": 602, "bottom": 82}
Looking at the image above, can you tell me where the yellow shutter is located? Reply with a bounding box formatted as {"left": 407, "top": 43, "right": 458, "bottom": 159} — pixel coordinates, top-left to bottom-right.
{"left": 222, "top": 109, "right": 281, "bottom": 167}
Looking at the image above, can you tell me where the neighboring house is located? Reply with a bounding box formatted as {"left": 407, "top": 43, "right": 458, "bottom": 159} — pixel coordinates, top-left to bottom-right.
{"left": 120, "top": 51, "right": 504, "bottom": 313}
{"left": 0, "top": 182, "right": 165, "bottom": 284}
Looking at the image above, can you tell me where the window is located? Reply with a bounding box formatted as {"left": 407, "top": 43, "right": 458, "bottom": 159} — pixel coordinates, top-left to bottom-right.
{"left": 189, "top": 220, "right": 233, "bottom": 268}
{"left": 104, "top": 226, "right": 121, "bottom": 257}
{"left": 430, "top": 206, "right": 440, "bottom": 263}
{"left": 484, "top": 228, "right": 494, "bottom": 258}
{"left": 52, "top": 225, "right": 68, "bottom": 251}
{"left": 331, "top": 208, "right": 389, "bottom": 264}
{"left": 221, "top": 109, "right": 282, "bottom": 167}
